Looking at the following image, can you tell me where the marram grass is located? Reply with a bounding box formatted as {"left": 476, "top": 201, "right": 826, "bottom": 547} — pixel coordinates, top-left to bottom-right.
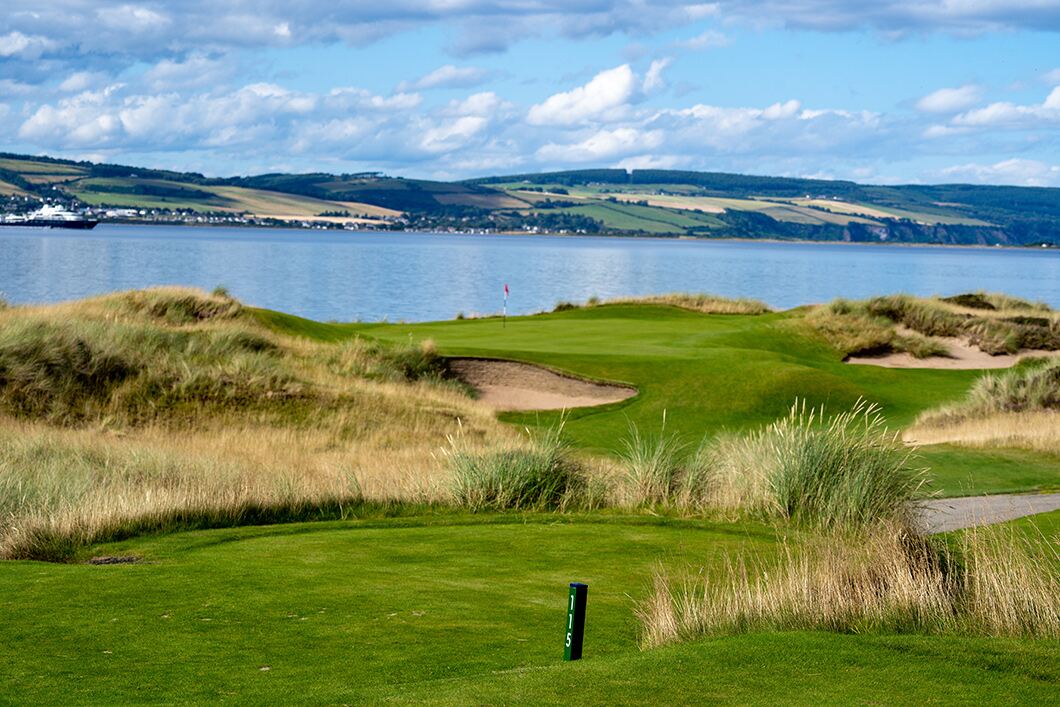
{"left": 616, "top": 401, "right": 925, "bottom": 530}
{"left": 637, "top": 524, "right": 1060, "bottom": 648}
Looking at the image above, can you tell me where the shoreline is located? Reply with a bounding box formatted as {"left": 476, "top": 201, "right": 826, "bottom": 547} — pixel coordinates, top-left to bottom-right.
{"left": 3, "top": 220, "right": 1056, "bottom": 251}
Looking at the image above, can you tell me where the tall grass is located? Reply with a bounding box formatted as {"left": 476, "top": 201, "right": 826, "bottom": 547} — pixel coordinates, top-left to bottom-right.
{"left": 0, "top": 420, "right": 437, "bottom": 561}
{"left": 612, "top": 402, "right": 922, "bottom": 529}
{"left": 554, "top": 293, "right": 771, "bottom": 315}
{"left": 0, "top": 288, "right": 461, "bottom": 427}
{"left": 614, "top": 418, "right": 713, "bottom": 508}
{"left": 806, "top": 300, "right": 948, "bottom": 358}
{"left": 606, "top": 293, "right": 772, "bottom": 315}
{"left": 637, "top": 525, "right": 1059, "bottom": 648}
{"left": 808, "top": 294, "right": 1059, "bottom": 357}
{"left": 908, "top": 359, "right": 1060, "bottom": 453}
{"left": 0, "top": 288, "right": 515, "bottom": 559}
{"left": 905, "top": 411, "right": 1060, "bottom": 456}
{"left": 917, "top": 359, "right": 1060, "bottom": 427}
{"left": 445, "top": 423, "right": 590, "bottom": 511}
{"left": 699, "top": 401, "right": 924, "bottom": 530}
{"left": 616, "top": 417, "right": 686, "bottom": 505}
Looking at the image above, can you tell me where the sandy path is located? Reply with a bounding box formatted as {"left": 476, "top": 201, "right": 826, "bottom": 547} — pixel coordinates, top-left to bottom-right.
{"left": 449, "top": 358, "right": 636, "bottom": 411}
{"left": 916, "top": 493, "right": 1060, "bottom": 534}
{"left": 848, "top": 327, "right": 1060, "bottom": 370}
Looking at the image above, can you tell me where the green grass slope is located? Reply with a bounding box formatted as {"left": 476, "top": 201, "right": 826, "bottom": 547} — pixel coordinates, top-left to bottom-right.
{"left": 260, "top": 302, "right": 1059, "bottom": 496}
{"left": 1, "top": 513, "right": 1056, "bottom": 704}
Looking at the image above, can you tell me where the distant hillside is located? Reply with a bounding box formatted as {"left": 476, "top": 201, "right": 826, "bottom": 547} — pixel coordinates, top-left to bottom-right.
{"left": 2, "top": 153, "right": 1058, "bottom": 245}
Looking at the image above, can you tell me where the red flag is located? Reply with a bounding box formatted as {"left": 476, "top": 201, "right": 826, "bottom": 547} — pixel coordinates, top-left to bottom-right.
{"left": 504, "top": 284, "right": 509, "bottom": 297}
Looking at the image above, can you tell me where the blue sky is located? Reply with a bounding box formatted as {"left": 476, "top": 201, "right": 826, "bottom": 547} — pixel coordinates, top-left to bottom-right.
{"left": 2, "top": 1, "right": 1059, "bottom": 185}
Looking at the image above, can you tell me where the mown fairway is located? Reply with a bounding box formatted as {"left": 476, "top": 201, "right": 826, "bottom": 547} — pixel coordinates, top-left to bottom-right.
{"left": 261, "top": 303, "right": 1058, "bottom": 496}
{"left": 2, "top": 512, "right": 1057, "bottom": 704}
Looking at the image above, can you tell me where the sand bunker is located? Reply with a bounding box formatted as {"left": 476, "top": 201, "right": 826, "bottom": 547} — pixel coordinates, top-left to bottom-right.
{"left": 449, "top": 358, "right": 636, "bottom": 411}
{"left": 848, "top": 331, "right": 1060, "bottom": 370}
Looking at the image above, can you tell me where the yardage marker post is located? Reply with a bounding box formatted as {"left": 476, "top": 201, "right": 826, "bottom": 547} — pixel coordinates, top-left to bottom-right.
{"left": 564, "top": 582, "right": 587, "bottom": 661}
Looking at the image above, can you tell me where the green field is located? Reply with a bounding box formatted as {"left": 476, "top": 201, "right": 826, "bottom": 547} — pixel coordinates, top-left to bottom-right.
{"left": 65, "top": 177, "right": 398, "bottom": 219}
{"left": 546, "top": 202, "right": 724, "bottom": 234}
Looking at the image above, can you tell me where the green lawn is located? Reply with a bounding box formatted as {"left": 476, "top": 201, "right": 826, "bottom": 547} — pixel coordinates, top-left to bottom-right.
{"left": 1, "top": 512, "right": 1056, "bottom": 704}
{"left": 920, "top": 445, "right": 1060, "bottom": 496}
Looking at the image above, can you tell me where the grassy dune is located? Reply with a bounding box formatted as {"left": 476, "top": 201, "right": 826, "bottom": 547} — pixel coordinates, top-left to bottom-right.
{"left": 0, "top": 288, "right": 510, "bottom": 559}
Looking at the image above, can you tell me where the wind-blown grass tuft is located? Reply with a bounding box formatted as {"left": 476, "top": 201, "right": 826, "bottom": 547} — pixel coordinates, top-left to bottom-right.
{"left": 616, "top": 417, "right": 687, "bottom": 506}
{"left": 701, "top": 401, "right": 925, "bottom": 530}
{"left": 445, "top": 423, "right": 588, "bottom": 511}
{"left": 918, "top": 359, "right": 1060, "bottom": 427}
{"left": 637, "top": 525, "right": 1060, "bottom": 648}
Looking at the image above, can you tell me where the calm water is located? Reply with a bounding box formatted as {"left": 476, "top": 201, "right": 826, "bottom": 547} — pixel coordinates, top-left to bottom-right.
{"left": 2, "top": 224, "right": 1058, "bottom": 321}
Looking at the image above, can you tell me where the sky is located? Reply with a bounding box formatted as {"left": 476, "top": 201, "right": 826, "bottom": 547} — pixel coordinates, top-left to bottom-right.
{"left": 1, "top": 1, "right": 1059, "bottom": 185}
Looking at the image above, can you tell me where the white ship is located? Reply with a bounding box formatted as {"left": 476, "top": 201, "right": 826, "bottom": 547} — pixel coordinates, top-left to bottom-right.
{"left": 0, "top": 204, "right": 99, "bottom": 230}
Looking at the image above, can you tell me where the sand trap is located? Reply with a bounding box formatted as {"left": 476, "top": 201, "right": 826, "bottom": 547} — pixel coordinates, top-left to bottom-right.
{"left": 848, "top": 328, "right": 1060, "bottom": 370}
{"left": 449, "top": 358, "right": 636, "bottom": 411}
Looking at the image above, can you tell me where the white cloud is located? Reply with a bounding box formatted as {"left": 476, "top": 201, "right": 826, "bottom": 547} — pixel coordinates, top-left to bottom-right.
{"left": 915, "top": 85, "right": 982, "bottom": 113}
{"left": 921, "top": 124, "right": 968, "bottom": 139}
{"left": 19, "top": 83, "right": 323, "bottom": 148}
{"left": 19, "top": 88, "right": 126, "bottom": 146}
{"left": 952, "top": 87, "right": 1060, "bottom": 127}
{"left": 58, "top": 72, "right": 108, "bottom": 93}
{"left": 95, "top": 4, "right": 170, "bottom": 32}
{"left": 616, "top": 153, "right": 689, "bottom": 170}
{"left": 443, "top": 92, "right": 513, "bottom": 117}
{"left": 674, "top": 29, "right": 730, "bottom": 50}
{"left": 1043, "top": 68, "right": 1060, "bottom": 85}
{"left": 527, "top": 65, "right": 639, "bottom": 125}
{"left": 421, "top": 116, "right": 489, "bottom": 153}
{"left": 940, "top": 159, "right": 1060, "bottom": 187}
{"left": 142, "top": 54, "right": 234, "bottom": 91}
{"left": 0, "top": 31, "right": 57, "bottom": 59}
{"left": 643, "top": 58, "right": 672, "bottom": 92}
{"left": 764, "top": 99, "right": 801, "bottom": 119}
{"left": 537, "top": 127, "right": 663, "bottom": 162}
{"left": 325, "top": 88, "right": 422, "bottom": 111}
{"left": 398, "top": 65, "right": 490, "bottom": 92}
{"left": 0, "top": 79, "right": 36, "bottom": 96}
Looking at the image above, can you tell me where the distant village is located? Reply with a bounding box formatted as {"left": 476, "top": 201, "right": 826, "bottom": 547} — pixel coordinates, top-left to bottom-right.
{"left": 0, "top": 193, "right": 594, "bottom": 236}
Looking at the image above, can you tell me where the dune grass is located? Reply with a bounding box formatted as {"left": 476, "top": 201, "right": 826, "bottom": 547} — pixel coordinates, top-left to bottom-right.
{"left": 445, "top": 423, "right": 594, "bottom": 511}
{"left": 905, "top": 359, "right": 1060, "bottom": 457}
{"left": 808, "top": 293, "right": 1060, "bottom": 357}
{"left": 687, "top": 401, "right": 925, "bottom": 529}
{"left": 553, "top": 292, "right": 771, "bottom": 315}
{"left": 920, "top": 359, "right": 1059, "bottom": 421}
{"left": 637, "top": 523, "right": 1059, "bottom": 649}
{"left": 1, "top": 289, "right": 1056, "bottom": 561}
{"left": 908, "top": 413, "right": 1060, "bottom": 456}
{"left": 603, "top": 292, "right": 772, "bottom": 315}
{"left": 0, "top": 288, "right": 511, "bottom": 560}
